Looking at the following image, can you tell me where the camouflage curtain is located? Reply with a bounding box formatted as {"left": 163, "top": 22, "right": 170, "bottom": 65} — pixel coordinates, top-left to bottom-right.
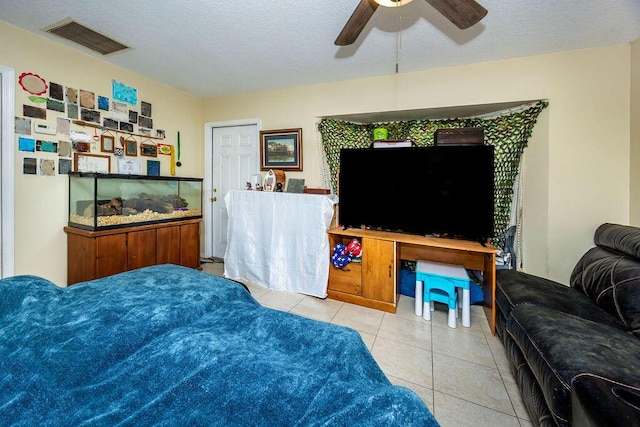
{"left": 317, "top": 100, "right": 549, "bottom": 242}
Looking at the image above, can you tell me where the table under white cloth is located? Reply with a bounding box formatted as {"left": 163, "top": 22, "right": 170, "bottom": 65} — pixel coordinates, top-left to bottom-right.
{"left": 224, "top": 190, "right": 337, "bottom": 298}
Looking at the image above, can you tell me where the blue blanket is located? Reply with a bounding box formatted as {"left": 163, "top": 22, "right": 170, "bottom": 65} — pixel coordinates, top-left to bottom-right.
{"left": 0, "top": 264, "right": 438, "bottom": 426}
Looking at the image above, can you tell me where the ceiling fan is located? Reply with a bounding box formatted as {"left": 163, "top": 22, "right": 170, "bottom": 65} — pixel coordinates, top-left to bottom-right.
{"left": 335, "top": 0, "right": 487, "bottom": 46}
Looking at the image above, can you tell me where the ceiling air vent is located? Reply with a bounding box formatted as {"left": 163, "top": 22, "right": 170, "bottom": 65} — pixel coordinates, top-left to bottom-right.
{"left": 44, "top": 19, "right": 129, "bottom": 55}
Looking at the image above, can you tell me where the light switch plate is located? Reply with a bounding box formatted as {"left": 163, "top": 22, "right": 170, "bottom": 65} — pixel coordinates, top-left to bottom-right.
{"left": 34, "top": 123, "right": 57, "bottom": 135}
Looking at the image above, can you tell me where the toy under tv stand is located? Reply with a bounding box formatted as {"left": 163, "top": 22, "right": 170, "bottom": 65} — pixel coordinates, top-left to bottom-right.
{"left": 327, "top": 227, "right": 500, "bottom": 335}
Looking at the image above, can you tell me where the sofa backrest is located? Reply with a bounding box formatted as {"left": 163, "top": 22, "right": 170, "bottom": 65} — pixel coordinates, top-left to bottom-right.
{"left": 570, "top": 223, "right": 640, "bottom": 339}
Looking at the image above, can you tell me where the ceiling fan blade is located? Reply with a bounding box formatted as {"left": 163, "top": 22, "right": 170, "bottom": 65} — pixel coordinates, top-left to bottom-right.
{"left": 424, "top": 0, "right": 487, "bottom": 29}
{"left": 335, "top": 0, "right": 379, "bottom": 46}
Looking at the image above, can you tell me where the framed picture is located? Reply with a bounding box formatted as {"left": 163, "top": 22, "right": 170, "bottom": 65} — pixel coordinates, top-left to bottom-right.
{"left": 100, "top": 134, "right": 115, "bottom": 153}
{"left": 260, "top": 128, "right": 302, "bottom": 171}
{"left": 73, "top": 153, "right": 111, "bottom": 173}
{"left": 125, "top": 137, "right": 137, "bottom": 156}
{"left": 140, "top": 143, "right": 157, "bottom": 157}
{"left": 117, "top": 157, "right": 141, "bottom": 174}
{"left": 147, "top": 160, "right": 160, "bottom": 176}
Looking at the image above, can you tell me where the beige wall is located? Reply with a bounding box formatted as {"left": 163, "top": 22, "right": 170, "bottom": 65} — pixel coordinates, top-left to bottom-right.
{"left": 631, "top": 38, "right": 640, "bottom": 225}
{"left": 1, "top": 21, "right": 203, "bottom": 285}
{"left": 203, "top": 45, "right": 632, "bottom": 284}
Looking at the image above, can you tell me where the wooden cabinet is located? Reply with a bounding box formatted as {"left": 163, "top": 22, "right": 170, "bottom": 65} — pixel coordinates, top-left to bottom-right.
{"left": 328, "top": 231, "right": 399, "bottom": 313}
{"left": 361, "top": 237, "right": 397, "bottom": 303}
{"left": 179, "top": 222, "right": 201, "bottom": 269}
{"left": 127, "top": 229, "right": 157, "bottom": 270}
{"left": 157, "top": 225, "right": 181, "bottom": 265}
{"left": 95, "top": 234, "right": 128, "bottom": 279}
{"left": 327, "top": 227, "right": 499, "bottom": 333}
{"left": 65, "top": 219, "right": 201, "bottom": 285}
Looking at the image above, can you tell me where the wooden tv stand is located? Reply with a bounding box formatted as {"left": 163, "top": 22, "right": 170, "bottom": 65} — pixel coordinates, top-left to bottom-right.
{"left": 327, "top": 227, "right": 499, "bottom": 335}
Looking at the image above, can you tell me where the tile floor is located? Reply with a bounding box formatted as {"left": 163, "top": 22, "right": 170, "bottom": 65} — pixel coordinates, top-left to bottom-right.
{"left": 201, "top": 261, "right": 532, "bottom": 427}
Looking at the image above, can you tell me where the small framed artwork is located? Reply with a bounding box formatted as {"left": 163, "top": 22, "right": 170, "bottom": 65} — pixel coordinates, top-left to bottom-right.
{"left": 138, "top": 115, "right": 153, "bottom": 129}
{"left": 125, "top": 137, "right": 138, "bottom": 156}
{"left": 141, "top": 101, "right": 152, "bottom": 117}
{"left": 157, "top": 143, "right": 172, "bottom": 155}
{"left": 140, "top": 143, "right": 157, "bottom": 157}
{"left": 101, "top": 134, "right": 115, "bottom": 153}
{"left": 117, "top": 157, "right": 141, "bottom": 174}
{"left": 147, "top": 160, "right": 160, "bottom": 176}
{"left": 119, "top": 121, "right": 134, "bottom": 133}
{"left": 74, "top": 153, "right": 111, "bottom": 173}
{"left": 103, "top": 118, "right": 118, "bottom": 129}
{"left": 260, "top": 128, "right": 302, "bottom": 171}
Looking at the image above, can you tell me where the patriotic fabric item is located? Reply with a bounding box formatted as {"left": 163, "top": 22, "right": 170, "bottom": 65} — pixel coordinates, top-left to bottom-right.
{"left": 331, "top": 243, "right": 353, "bottom": 268}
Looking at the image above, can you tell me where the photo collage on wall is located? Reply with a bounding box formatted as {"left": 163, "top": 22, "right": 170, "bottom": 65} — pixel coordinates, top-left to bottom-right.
{"left": 16, "top": 72, "right": 168, "bottom": 177}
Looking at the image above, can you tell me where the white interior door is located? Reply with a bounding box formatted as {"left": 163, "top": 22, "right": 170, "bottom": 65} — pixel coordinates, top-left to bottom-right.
{"left": 207, "top": 122, "right": 259, "bottom": 259}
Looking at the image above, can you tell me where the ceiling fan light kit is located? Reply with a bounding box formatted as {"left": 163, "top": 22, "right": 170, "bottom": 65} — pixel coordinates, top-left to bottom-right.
{"left": 335, "top": 0, "right": 487, "bottom": 46}
{"left": 374, "top": 0, "right": 414, "bottom": 7}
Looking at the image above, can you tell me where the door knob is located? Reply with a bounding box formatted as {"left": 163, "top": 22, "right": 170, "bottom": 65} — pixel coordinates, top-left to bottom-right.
{"left": 211, "top": 197, "right": 217, "bottom": 202}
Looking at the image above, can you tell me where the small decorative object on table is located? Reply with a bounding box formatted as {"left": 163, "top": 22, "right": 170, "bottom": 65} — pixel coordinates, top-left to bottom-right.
{"left": 263, "top": 169, "right": 276, "bottom": 191}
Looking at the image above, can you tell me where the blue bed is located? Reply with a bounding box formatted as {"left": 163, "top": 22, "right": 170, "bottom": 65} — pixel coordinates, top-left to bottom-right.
{"left": 0, "top": 264, "right": 438, "bottom": 426}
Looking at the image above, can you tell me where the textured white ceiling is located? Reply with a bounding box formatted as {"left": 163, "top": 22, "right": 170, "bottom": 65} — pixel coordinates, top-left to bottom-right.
{"left": 1, "top": 0, "right": 639, "bottom": 99}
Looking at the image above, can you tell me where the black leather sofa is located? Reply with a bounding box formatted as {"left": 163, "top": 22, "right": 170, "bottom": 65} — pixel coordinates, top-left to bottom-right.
{"left": 495, "top": 223, "right": 640, "bottom": 426}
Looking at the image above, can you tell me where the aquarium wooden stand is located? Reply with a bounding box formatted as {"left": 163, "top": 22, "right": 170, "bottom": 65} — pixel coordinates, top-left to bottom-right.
{"left": 64, "top": 219, "right": 201, "bottom": 285}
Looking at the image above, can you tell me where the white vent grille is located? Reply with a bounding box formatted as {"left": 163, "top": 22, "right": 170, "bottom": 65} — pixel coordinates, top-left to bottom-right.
{"left": 44, "top": 19, "right": 129, "bottom": 55}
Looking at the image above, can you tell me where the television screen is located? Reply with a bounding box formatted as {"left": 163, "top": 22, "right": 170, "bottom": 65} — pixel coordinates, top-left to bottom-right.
{"left": 338, "top": 145, "right": 494, "bottom": 242}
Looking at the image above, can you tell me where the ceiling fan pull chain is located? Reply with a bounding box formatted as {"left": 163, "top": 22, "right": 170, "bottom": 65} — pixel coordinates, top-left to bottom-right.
{"left": 395, "top": 12, "right": 403, "bottom": 73}
{"left": 395, "top": 31, "right": 400, "bottom": 73}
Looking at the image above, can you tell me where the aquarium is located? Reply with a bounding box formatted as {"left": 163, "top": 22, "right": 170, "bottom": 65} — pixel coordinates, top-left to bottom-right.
{"left": 68, "top": 173, "right": 203, "bottom": 231}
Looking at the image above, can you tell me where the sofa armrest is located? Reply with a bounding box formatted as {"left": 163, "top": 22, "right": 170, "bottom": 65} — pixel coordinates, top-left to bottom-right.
{"left": 572, "top": 374, "right": 640, "bottom": 427}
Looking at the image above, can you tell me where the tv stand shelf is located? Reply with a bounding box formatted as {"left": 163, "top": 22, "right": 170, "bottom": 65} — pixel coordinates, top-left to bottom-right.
{"left": 327, "top": 227, "right": 499, "bottom": 335}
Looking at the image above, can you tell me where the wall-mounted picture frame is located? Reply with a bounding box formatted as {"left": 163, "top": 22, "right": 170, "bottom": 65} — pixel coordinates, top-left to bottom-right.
{"left": 125, "top": 137, "right": 138, "bottom": 156}
{"left": 140, "top": 143, "right": 157, "bottom": 157}
{"left": 119, "top": 121, "right": 134, "bottom": 133}
{"left": 260, "top": 128, "right": 302, "bottom": 171}
{"left": 100, "top": 134, "right": 115, "bottom": 153}
{"left": 147, "top": 160, "right": 160, "bottom": 176}
{"left": 74, "top": 153, "right": 111, "bottom": 173}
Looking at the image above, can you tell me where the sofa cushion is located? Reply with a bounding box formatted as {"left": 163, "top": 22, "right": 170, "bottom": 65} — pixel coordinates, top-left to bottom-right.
{"left": 593, "top": 222, "right": 640, "bottom": 259}
{"left": 571, "top": 223, "right": 640, "bottom": 339}
{"left": 496, "top": 269, "right": 624, "bottom": 329}
{"left": 507, "top": 304, "right": 640, "bottom": 426}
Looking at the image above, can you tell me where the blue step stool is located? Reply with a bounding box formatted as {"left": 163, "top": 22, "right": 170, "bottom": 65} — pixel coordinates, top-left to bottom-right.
{"left": 415, "top": 260, "right": 471, "bottom": 328}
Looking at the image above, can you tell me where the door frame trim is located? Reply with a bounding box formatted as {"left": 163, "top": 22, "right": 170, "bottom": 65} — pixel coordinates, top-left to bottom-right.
{"left": 0, "top": 65, "right": 15, "bottom": 278}
{"left": 203, "top": 118, "right": 261, "bottom": 259}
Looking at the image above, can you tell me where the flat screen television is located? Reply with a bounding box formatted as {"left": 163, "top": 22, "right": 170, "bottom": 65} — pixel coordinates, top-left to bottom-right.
{"left": 338, "top": 145, "right": 495, "bottom": 242}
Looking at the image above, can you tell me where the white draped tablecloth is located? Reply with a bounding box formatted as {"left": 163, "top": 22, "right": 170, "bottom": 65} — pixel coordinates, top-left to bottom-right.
{"left": 224, "top": 190, "right": 337, "bottom": 298}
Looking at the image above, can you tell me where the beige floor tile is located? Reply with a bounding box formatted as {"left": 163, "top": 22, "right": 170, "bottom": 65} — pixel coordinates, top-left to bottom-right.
{"left": 243, "top": 281, "right": 269, "bottom": 299}
{"left": 498, "top": 364, "right": 530, "bottom": 422}
{"left": 427, "top": 303, "right": 486, "bottom": 337}
{"left": 430, "top": 324, "right": 495, "bottom": 368}
{"left": 200, "top": 261, "right": 224, "bottom": 276}
{"left": 378, "top": 315, "right": 432, "bottom": 351}
{"left": 289, "top": 295, "right": 343, "bottom": 323}
{"left": 255, "top": 289, "right": 305, "bottom": 312}
{"left": 331, "top": 303, "right": 384, "bottom": 336}
{"left": 434, "top": 392, "right": 521, "bottom": 427}
{"left": 433, "top": 352, "right": 515, "bottom": 416}
{"left": 518, "top": 418, "right": 534, "bottom": 426}
{"left": 394, "top": 295, "right": 426, "bottom": 322}
{"left": 371, "top": 336, "right": 433, "bottom": 389}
